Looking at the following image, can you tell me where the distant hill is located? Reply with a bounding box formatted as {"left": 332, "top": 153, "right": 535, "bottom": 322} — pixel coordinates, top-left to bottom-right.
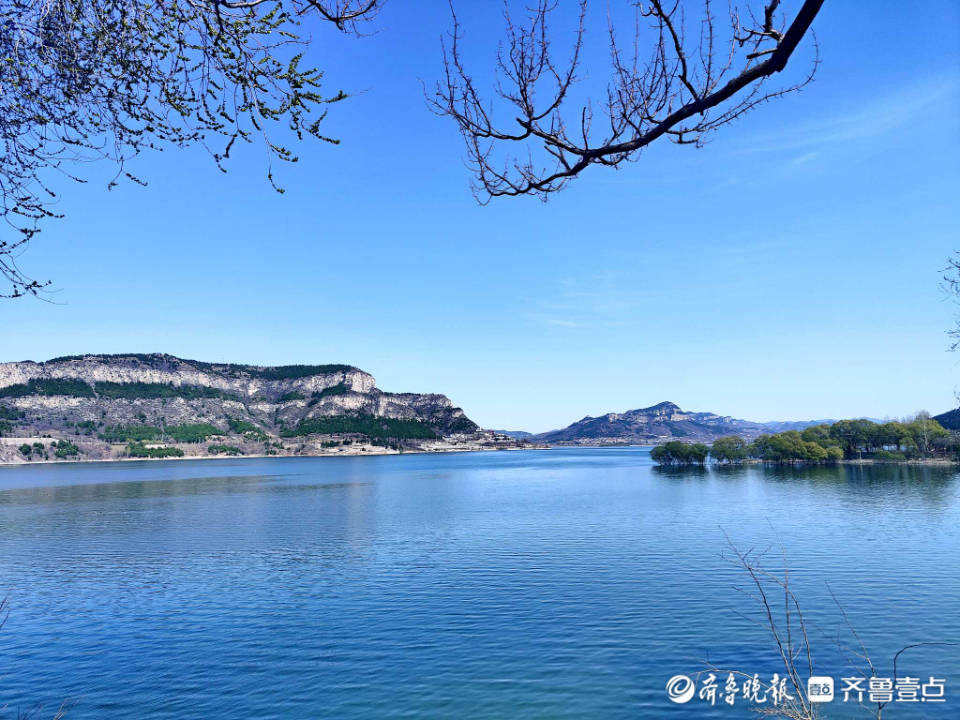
{"left": 759, "top": 419, "right": 838, "bottom": 433}
{"left": 534, "top": 402, "right": 832, "bottom": 445}
{"left": 934, "top": 408, "right": 960, "bottom": 430}
{"left": 491, "top": 430, "right": 535, "bottom": 439}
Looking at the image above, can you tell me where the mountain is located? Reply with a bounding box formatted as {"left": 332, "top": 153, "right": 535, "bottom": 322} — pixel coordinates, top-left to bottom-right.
{"left": 534, "top": 402, "right": 830, "bottom": 445}
{"left": 0, "top": 354, "right": 511, "bottom": 464}
{"left": 758, "top": 419, "right": 838, "bottom": 433}
{"left": 933, "top": 408, "right": 960, "bottom": 430}
{"left": 490, "top": 430, "right": 535, "bottom": 439}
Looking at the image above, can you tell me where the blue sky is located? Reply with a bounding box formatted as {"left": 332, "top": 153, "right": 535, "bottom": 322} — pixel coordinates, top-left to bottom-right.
{"left": 2, "top": 1, "right": 959, "bottom": 432}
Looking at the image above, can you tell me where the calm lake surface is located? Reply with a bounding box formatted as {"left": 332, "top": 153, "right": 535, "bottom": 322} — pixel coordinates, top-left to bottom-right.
{"left": 0, "top": 448, "right": 957, "bottom": 719}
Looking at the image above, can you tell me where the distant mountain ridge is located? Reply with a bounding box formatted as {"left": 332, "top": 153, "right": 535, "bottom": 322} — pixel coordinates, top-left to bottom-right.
{"left": 490, "top": 430, "right": 535, "bottom": 439}
{"left": 933, "top": 408, "right": 960, "bottom": 430}
{"left": 758, "top": 419, "right": 839, "bottom": 433}
{"left": 534, "top": 401, "right": 832, "bottom": 444}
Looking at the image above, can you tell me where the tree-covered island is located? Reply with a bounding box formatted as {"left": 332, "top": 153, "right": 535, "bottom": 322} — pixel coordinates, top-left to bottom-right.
{"left": 651, "top": 415, "right": 953, "bottom": 466}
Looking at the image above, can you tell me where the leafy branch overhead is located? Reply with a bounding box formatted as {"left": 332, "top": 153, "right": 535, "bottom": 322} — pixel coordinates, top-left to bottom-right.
{"left": 431, "top": 0, "right": 824, "bottom": 202}
{"left": 1, "top": 0, "right": 825, "bottom": 299}
{"left": 0, "top": 0, "right": 381, "bottom": 297}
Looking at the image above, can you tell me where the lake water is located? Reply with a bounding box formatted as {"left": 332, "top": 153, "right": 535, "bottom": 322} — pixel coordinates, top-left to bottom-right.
{"left": 0, "top": 448, "right": 957, "bottom": 719}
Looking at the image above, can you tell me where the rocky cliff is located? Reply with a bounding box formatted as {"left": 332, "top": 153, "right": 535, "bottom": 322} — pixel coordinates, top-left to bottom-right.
{"left": 0, "top": 354, "right": 496, "bottom": 463}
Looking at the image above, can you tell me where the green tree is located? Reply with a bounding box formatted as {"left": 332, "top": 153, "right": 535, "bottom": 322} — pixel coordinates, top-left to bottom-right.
{"left": 829, "top": 419, "right": 874, "bottom": 459}
{"left": 748, "top": 434, "right": 771, "bottom": 460}
{"left": 800, "top": 441, "right": 827, "bottom": 463}
{"left": 906, "top": 412, "right": 949, "bottom": 456}
{"left": 824, "top": 446, "right": 844, "bottom": 462}
{"left": 748, "top": 431, "right": 832, "bottom": 464}
{"left": 800, "top": 424, "right": 832, "bottom": 446}
{"left": 710, "top": 436, "right": 747, "bottom": 463}
{"left": 651, "top": 441, "right": 709, "bottom": 466}
{"left": 876, "top": 422, "right": 908, "bottom": 452}
{"left": 687, "top": 443, "right": 710, "bottom": 465}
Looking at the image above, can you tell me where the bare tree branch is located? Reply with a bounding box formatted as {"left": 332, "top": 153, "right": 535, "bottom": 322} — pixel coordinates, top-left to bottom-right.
{"left": 720, "top": 534, "right": 816, "bottom": 718}
{"left": 432, "top": 0, "right": 823, "bottom": 202}
{"left": 943, "top": 252, "right": 960, "bottom": 352}
{"left": 722, "top": 538, "right": 959, "bottom": 720}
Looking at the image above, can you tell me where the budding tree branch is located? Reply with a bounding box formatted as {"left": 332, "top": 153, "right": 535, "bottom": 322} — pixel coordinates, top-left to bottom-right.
{"left": 0, "top": 0, "right": 383, "bottom": 297}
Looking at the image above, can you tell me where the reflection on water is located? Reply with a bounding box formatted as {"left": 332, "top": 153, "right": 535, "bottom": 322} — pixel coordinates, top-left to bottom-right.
{"left": 0, "top": 450, "right": 957, "bottom": 719}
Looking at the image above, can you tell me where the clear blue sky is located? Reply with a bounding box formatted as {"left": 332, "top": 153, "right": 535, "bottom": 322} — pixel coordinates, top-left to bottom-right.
{"left": 2, "top": 1, "right": 958, "bottom": 432}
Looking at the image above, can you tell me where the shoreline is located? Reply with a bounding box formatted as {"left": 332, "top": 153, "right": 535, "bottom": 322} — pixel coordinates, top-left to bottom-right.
{"left": 1, "top": 444, "right": 956, "bottom": 469}
{"left": 0, "top": 443, "right": 551, "bottom": 468}
{"left": 655, "top": 457, "right": 959, "bottom": 468}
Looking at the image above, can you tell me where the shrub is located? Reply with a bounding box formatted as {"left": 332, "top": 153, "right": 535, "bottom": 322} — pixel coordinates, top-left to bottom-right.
{"left": 445, "top": 415, "right": 480, "bottom": 434}
{"left": 126, "top": 443, "right": 184, "bottom": 458}
{"left": 207, "top": 444, "right": 243, "bottom": 455}
{"left": 281, "top": 414, "right": 439, "bottom": 440}
{"left": 102, "top": 423, "right": 220, "bottom": 443}
{"left": 99, "top": 425, "right": 163, "bottom": 443}
{"left": 52, "top": 440, "right": 80, "bottom": 458}
{"left": 0, "top": 406, "right": 24, "bottom": 420}
{"left": 246, "top": 364, "right": 354, "bottom": 380}
{"left": 18, "top": 444, "right": 31, "bottom": 457}
{"left": 227, "top": 418, "right": 259, "bottom": 434}
{"left": 165, "top": 423, "right": 221, "bottom": 443}
{"left": 873, "top": 449, "right": 906, "bottom": 462}
{"left": 312, "top": 383, "right": 350, "bottom": 401}
{"left": 95, "top": 382, "right": 236, "bottom": 400}
{"left": 227, "top": 417, "right": 268, "bottom": 441}
{"left": 188, "top": 361, "right": 355, "bottom": 380}
{"left": 0, "top": 378, "right": 95, "bottom": 398}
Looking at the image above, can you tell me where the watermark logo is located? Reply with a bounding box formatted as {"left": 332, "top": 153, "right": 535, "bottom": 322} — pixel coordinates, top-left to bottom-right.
{"left": 665, "top": 673, "right": 947, "bottom": 707}
{"left": 807, "top": 676, "right": 834, "bottom": 703}
{"left": 666, "top": 675, "right": 696, "bottom": 704}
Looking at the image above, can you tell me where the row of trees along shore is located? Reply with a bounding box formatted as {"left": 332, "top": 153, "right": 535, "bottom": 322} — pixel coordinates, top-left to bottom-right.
{"left": 651, "top": 414, "right": 954, "bottom": 466}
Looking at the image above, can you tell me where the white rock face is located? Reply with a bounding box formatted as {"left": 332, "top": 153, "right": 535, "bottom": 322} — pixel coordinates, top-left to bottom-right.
{"left": 0, "top": 355, "right": 375, "bottom": 398}
{"left": 0, "top": 353, "right": 477, "bottom": 438}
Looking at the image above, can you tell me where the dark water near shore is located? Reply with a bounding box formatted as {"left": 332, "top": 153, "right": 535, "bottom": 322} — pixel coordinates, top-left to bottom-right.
{"left": 0, "top": 448, "right": 957, "bottom": 718}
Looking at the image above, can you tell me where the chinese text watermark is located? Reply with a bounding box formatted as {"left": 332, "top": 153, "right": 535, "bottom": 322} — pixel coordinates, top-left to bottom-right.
{"left": 665, "top": 673, "right": 947, "bottom": 707}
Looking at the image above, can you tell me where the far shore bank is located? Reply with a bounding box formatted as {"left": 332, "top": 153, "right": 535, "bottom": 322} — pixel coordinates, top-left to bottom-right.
{"left": 655, "top": 458, "right": 960, "bottom": 468}
{"left": 1, "top": 443, "right": 956, "bottom": 469}
{"left": 0, "top": 443, "right": 551, "bottom": 468}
